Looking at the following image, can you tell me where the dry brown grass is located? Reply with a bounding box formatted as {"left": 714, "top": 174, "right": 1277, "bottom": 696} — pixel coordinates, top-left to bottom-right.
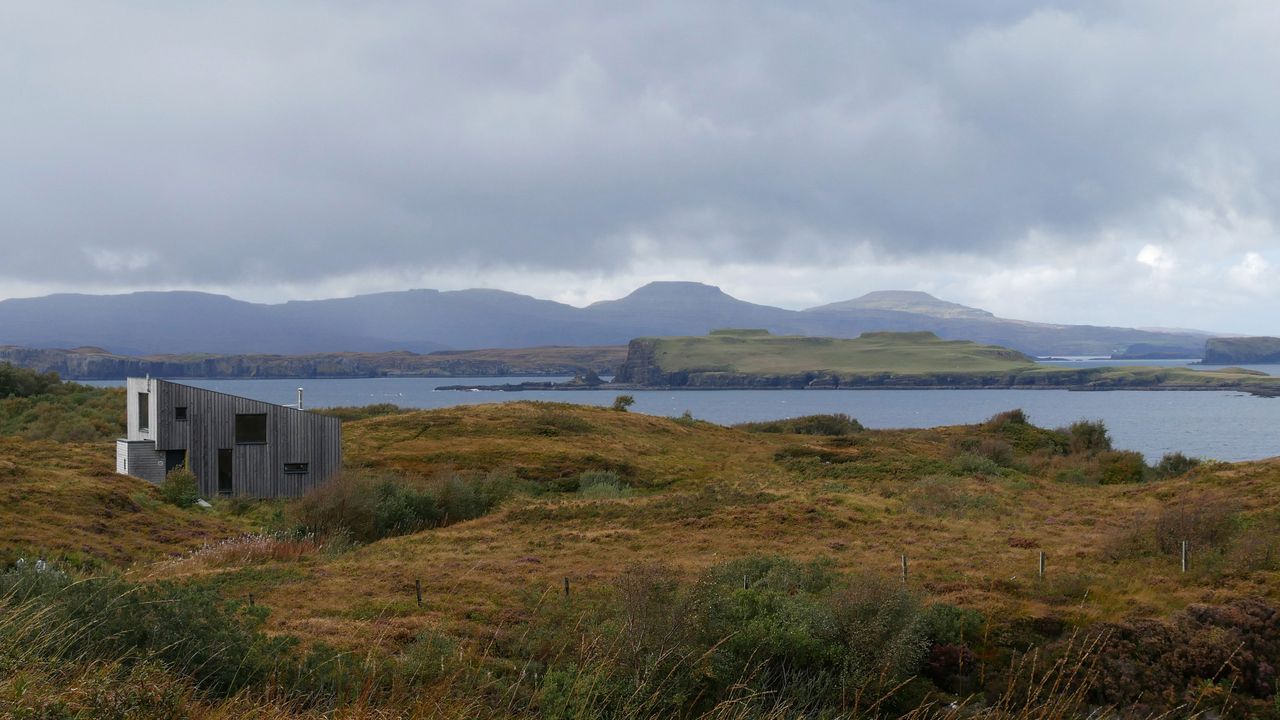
{"left": 0, "top": 436, "right": 244, "bottom": 567}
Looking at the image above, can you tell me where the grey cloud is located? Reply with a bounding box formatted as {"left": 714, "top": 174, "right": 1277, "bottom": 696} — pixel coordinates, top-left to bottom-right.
{"left": 1, "top": 1, "right": 1277, "bottom": 288}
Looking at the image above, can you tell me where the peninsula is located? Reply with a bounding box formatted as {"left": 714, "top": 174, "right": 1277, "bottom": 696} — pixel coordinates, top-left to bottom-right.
{"left": 446, "top": 330, "right": 1280, "bottom": 396}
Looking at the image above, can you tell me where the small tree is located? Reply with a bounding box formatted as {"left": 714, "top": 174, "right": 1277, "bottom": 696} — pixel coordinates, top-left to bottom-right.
{"left": 611, "top": 395, "right": 635, "bottom": 412}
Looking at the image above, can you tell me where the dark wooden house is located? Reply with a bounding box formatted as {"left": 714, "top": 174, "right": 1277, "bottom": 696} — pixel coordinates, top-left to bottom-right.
{"left": 116, "top": 378, "right": 341, "bottom": 498}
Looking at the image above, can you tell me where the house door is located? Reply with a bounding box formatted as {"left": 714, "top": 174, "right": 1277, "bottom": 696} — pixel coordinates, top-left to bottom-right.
{"left": 217, "top": 449, "right": 233, "bottom": 495}
{"left": 164, "top": 449, "right": 187, "bottom": 474}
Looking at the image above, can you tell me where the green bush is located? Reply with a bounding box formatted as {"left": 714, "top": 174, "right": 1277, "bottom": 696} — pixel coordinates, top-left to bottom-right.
{"left": 292, "top": 470, "right": 518, "bottom": 543}
{"left": 737, "top": 413, "right": 864, "bottom": 436}
{"left": 577, "top": 470, "right": 629, "bottom": 499}
{"left": 610, "top": 395, "right": 635, "bottom": 412}
{"left": 952, "top": 452, "right": 1003, "bottom": 476}
{"left": 1097, "top": 450, "right": 1149, "bottom": 484}
{"left": 1063, "top": 419, "right": 1112, "bottom": 454}
{"left": 158, "top": 466, "right": 200, "bottom": 507}
{"left": 0, "top": 363, "right": 62, "bottom": 398}
{"left": 1153, "top": 452, "right": 1201, "bottom": 479}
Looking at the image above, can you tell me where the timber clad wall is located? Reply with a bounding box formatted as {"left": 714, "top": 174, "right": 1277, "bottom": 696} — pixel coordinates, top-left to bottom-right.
{"left": 120, "top": 378, "right": 341, "bottom": 498}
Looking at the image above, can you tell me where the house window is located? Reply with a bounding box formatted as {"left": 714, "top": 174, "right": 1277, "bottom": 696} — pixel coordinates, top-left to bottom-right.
{"left": 175, "top": 406, "right": 188, "bottom": 421}
{"left": 283, "top": 462, "right": 309, "bottom": 474}
{"left": 234, "top": 414, "right": 268, "bottom": 444}
{"left": 137, "top": 392, "right": 150, "bottom": 432}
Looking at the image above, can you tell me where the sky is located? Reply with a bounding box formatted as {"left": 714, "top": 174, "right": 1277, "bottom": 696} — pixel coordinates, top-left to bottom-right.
{"left": 1, "top": 1, "right": 1277, "bottom": 334}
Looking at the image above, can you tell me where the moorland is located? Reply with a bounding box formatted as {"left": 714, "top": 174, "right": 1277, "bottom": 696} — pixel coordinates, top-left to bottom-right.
{"left": 2, "top": 363, "right": 1280, "bottom": 718}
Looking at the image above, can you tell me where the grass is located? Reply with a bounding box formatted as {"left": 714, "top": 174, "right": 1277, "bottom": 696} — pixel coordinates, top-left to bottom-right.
{"left": 0, "top": 437, "right": 243, "bottom": 568}
{"left": 644, "top": 330, "right": 1036, "bottom": 375}
{"left": 625, "top": 331, "right": 1280, "bottom": 394}
{"left": 4, "top": 399, "right": 1280, "bottom": 716}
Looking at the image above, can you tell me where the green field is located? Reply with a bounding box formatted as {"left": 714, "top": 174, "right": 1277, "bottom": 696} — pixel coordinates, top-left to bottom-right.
{"left": 648, "top": 330, "right": 1036, "bottom": 374}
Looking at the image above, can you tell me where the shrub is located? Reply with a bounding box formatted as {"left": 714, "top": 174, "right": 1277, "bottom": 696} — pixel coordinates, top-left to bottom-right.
{"left": 1153, "top": 452, "right": 1201, "bottom": 479}
{"left": 610, "top": 395, "right": 635, "bottom": 412}
{"left": 952, "top": 452, "right": 1003, "bottom": 476}
{"left": 1063, "top": 419, "right": 1112, "bottom": 454}
{"left": 292, "top": 470, "right": 518, "bottom": 543}
{"left": 1097, "top": 450, "right": 1149, "bottom": 484}
{"left": 158, "top": 466, "right": 200, "bottom": 507}
{"left": 983, "top": 408, "right": 1029, "bottom": 430}
{"left": 737, "top": 413, "right": 864, "bottom": 436}
{"left": 577, "top": 470, "right": 629, "bottom": 499}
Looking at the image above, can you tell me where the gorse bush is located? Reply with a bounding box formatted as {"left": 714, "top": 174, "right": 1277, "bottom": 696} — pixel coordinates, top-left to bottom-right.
{"left": 158, "top": 465, "right": 200, "bottom": 507}
{"left": 292, "top": 470, "right": 519, "bottom": 543}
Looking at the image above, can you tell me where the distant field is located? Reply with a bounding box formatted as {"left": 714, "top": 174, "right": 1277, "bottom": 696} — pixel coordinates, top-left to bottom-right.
{"left": 647, "top": 330, "right": 1036, "bottom": 374}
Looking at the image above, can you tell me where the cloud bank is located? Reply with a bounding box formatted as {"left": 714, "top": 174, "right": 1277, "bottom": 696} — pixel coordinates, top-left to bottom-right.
{"left": 1, "top": 1, "right": 1276, "bottom": 332}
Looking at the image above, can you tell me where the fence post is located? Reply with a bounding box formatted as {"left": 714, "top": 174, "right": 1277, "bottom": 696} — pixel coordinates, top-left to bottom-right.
{"left": 743, "top": 574, "right": 749, "bottom": 591}
{"left": 415, "top": 578, "right": 423, "bottom": 607}
{"left": 1181, "top": 540, "right": 1189, "bottom": 573}
{"left": 1038, "top": 551, "right": 1046, "bottom": 579}
{"left": 901, "top": 554, "right": 908, "bottom": 585}
{"left": 564, "top": 577, "right": 570, "bottom": 598}
{"left": 248, "top": 593, "right": 254, "bottom": 607}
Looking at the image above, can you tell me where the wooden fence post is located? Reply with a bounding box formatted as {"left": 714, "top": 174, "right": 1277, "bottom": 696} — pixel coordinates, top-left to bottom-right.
{"left": 415, "top": 578, "right": 423, "bottom": 607}
{"left": 1038, "top": 551, "right": 1046, "bottom": 579}
{"left": 1181, "top": 540, "right": 1189, "bottom": 573}
{"left": 900, "top": 554, "right": 908, "bottom": 585}
{"left": 564, "top": 577, "right": 570, "bottom": 598}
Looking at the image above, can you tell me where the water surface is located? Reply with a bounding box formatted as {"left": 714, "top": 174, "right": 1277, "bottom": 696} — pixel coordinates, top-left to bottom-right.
{"left": 87, "top": 376, "right": 1279, "bottom": 463}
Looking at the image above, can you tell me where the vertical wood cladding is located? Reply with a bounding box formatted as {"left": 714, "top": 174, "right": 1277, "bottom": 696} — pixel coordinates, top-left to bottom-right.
{"left": 122, "top": 379, "right": 341, "bottom": 498}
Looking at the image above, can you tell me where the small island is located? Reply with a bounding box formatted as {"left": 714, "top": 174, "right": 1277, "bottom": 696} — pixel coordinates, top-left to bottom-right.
{"left": 443, "top": 330, "right": 1280, "bottom": 396}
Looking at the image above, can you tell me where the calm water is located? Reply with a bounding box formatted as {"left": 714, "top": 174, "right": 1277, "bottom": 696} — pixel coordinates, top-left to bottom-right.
{"left": 87, "top": 375, "right": 1280, "bottom": 463}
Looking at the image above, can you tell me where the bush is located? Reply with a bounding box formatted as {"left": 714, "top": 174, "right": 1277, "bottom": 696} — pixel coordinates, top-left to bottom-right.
{"left": 0, "top": 363, "right": 62, "bottom": 398}
{"left": 1153, "top": 452, "right": 1201, "bottom": 479}
{"left": 952, "top": 452, "right": 1003, "bottom": 476}
{"left": 1097, "top": 450, "right": 1149, "bottom": 484}
{"left": 1063, "top": 419, "right": 1112, "bottom": 454}
{"left": 737, "top": 413, "right": 865, "bottom": 436}
{"left": 577, "top": 470, "right": 629, "bottom": 499}
{"left": 610, "top": 395, "right": 635, "bottom": 412}
{"left": 292, "top": 470, "right": 518, "bottom": 543}
{"left": 983, "top": 408, "right": 1029, "bottom": 430}
{"left": 158, "top": 466, "right": 200, "bottom": 507}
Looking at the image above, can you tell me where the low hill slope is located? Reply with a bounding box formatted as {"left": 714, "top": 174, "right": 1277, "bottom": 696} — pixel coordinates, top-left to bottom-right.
{"left": 615, "top": 330, "right": 1035, "bottom": 385}
{"left": 342, "top": 401, "right": 782, "bottom": 488}
{"left": 613, "top": 330, "right": 1280, "bottom": 394}
{"left": 141, "top": 403, "right": 1280, "bottom": 649}
{"left": 0, "top": 438, "right": 240, "bottom": 567}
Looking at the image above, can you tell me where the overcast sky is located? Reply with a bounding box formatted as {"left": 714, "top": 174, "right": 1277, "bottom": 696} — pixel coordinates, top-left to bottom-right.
{"left": 2, "top": 1, "right": 1277, "bottom": 333}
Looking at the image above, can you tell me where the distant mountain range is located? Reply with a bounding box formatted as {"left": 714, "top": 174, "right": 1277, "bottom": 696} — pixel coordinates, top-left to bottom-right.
{"left": 0, "top": 282, "right": 1214, "bottom": 358}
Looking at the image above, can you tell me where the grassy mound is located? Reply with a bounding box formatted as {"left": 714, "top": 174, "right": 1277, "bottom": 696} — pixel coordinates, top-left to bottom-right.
{"left": 0, "top": 438, "right": 240, "bottom": 567}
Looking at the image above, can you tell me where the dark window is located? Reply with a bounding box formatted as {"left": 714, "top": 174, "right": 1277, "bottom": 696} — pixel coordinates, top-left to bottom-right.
{"left": 175, "top": 406, "right": 188, "bottom": 421}
{"left": 137, "top": 392, "right": 150, "bottom": 432}
{"left": 235, "top": 414, "right": 267, "bottom": 444}
{"left": 218, "top": 449, "right": 233, "bottom": 495}
{"left": 283, "top": 462, "right": 309, "bottom": 474}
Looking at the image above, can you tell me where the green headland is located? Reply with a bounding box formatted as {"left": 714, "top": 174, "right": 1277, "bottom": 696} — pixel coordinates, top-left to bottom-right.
{"left": 613, "top": 330, "right": 1280, "bottom": 395}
